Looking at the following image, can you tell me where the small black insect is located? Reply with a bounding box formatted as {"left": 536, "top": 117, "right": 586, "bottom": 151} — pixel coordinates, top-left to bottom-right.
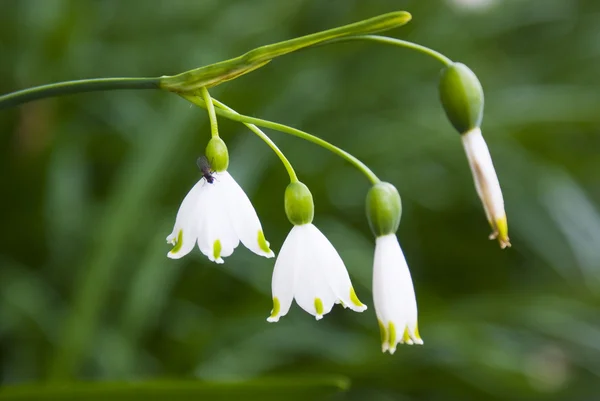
{"left": 197, "top": 156, "right": 215, "bottom": 184}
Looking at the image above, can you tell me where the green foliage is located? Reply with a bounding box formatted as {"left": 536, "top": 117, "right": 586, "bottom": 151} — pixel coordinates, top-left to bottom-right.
{"left": 1, "top": 0, "right": 600, "bottom": 400}
{"left": 0, "top": 378, "right": 349, "bottom": 400}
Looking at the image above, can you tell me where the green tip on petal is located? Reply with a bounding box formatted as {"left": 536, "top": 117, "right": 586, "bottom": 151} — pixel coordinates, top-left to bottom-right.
{"left": 388, "top": 322, "right": 397, "bottom": 350}
{"left": 213, "top": 239, "right": 222, "bottom": 261}
{"left": 257, "top": 230, "right": 272, "bottom": 254}
{"left": 269, "top": 297, "right": 281, "bottom": 320}
{"left": 415, "top": 324, "right": 422, "bottom": 342}
{"left": 402, "top": 326, "right": 412, "bottom": 344}
{"left": 349, "top": 287, "right": 365, "bottom": 308}
{"left": 378, "top": 320, "right": 388, "bottom": 348}
{"left": 314, "top": 298, "right": 324, "bottom": 318}
{"left": 492, "top": 215, "right": 511, "bottom": 249}
{"left": 169, "top": 230, "right": 183, "bottom": 255}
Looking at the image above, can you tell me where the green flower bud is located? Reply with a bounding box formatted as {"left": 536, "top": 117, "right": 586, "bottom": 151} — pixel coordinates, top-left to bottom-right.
{"left": 439, "top": 62, "right": 484, "bottom": 134}
{"left": 285, "top": 181, "right": 314, "bottom": 226}
{"left": 205, "top": 137, "right": 229, "bottom": 172}
{"left": 366, "top": 182, "right": 402, "bottom": 237}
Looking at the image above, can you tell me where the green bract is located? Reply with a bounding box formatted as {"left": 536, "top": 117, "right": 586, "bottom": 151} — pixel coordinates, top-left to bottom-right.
{"left": 205, "top": 137, "right": 229, "bottom": 172}
{"left": 160, "top": 12, "right": 412, "bottom": 92}
{"left": 285, "top": 182, "right": 314, "bottom": 225}
{"left": 439, "top": 62, "right": 484, "bottom": 134}
{"left": 366, "top": 182, "right": 402, "bottom": 237}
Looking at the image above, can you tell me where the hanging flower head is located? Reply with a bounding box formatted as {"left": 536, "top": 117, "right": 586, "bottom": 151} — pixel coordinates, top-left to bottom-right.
{"left": 366, "top": 182, "right": 422, "bottom": 353}
{"left": 166, "top": 137, "right": 274, "bottom": 263}
{"left": 439, "top": 62, "right": 510, "bottom": 248}
{"left": 267, "top": 181, "right": 367, "bottom": 322}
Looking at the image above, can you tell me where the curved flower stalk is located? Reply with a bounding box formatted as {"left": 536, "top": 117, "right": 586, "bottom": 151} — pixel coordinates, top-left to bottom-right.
{"left": 367, "top": 182, "right": 422, "bottom": 353}
{"left": 167, "top": 137, "right": 274, "bottom": 263}
{"left": 267, "top": 182, "right": 367, "bottom": 322}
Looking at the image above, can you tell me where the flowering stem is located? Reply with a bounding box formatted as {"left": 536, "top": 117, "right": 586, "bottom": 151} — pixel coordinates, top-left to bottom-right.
{"left": 200, "top": 87, "right": 219, "bottom": 138}
{"left": 0, "top": 77, "right": 160, "bottom": 109}
{"left": 0, "top": 13, "right": 416, "bottom": 110}
{"left": 181, "top": 94, "right": 380, "bottom": 185}
{"left": 322, "top": 35, "right": 453, "bottom": 66}
{"left": 210, "top": 98, "right": 299, "bottom": 183}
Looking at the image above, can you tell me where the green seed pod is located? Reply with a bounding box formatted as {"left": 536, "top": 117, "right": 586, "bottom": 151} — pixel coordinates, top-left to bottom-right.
{"left": 439, "top": 62, "right": 484, "bottom": 134}
{"left": 285, "top": 181, "right": 314, "bottom": 226}
{"left": 366, "top": 182, "right": 402, "bottom": 237}
{"left": 205, "top": 137, "right": 229, "bottom": 172}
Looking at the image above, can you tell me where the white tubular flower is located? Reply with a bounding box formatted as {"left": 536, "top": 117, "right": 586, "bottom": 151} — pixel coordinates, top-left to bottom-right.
{"left": 439, "top": 62, "right": 510, "bottom": 248}
{"left": 366, "top": 182, "right": 422, "bottom": 354}
{"left": 166, "top": 171, "right": 274, "bottom": 263}
{"left": 267, "top": 223, "right": 367, "bottom": 322}
{"left": 373, "top": 234, "right": 422, "bottom": 354}
{"left": 462, "top": 127, "right": 510, "bottom": 248}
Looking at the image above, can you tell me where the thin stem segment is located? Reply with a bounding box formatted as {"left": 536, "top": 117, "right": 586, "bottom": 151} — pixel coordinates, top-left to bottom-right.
{"left": 322, "top": 35, "right": 453, "bottom": 66}
{"left": 0, "top": 77, "right": 160, "bottom": 110}
{"left": 211, "top": 99, "right": 298, "bottom": 183}
{"left": 200, "top": 87, "right": 219, "bottom": 138}
{"left": 182, "top": 95, "right": 380, "bottom": 185}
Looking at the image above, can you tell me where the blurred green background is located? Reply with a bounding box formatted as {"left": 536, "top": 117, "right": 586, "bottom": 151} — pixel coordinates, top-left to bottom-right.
{"left": 1, "top": 0, "right": 600, "bottom": 400}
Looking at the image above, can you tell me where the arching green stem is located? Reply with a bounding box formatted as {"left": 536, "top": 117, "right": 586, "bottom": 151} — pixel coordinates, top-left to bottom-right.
{"left": 200, "top": 87, "right": 219, "bottom": 138}
{"left": 0, "top": 77, "right": 160, "bottom": 110}
{"left": 322, "top": 35, "right": 453, "bottom": 66}
{"left": 182, "top": 94, "right": 380, "bottom": 185}
{"left": 210, "top": 99, "right": 298, "bottom": 183}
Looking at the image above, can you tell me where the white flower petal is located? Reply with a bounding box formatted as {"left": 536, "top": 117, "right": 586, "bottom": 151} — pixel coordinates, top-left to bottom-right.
{"left": 268, "top": 224, "right": 365, "bottom": 322}
{"left": 293, "top": 225, "right": 338, "bottom": 319}
{"left": 267, "top": 225, "right": 302, "bottom": 322}
{"left": 221, "top": 172, "right": 275, "bottom": 258}
{"left": 373, "top": 234, "right": 422, "bottom": 354}
{"left": 462, "top": 127, "right": 510, "bottom": 248}
{"left": 196, "top": 181, "right": 239, "bottom": 264}
{"left": 308, "top": 225, "right": 367, "bottom": 313}
{"left": 166, "top": 180, "right": 206, "bottom": 259}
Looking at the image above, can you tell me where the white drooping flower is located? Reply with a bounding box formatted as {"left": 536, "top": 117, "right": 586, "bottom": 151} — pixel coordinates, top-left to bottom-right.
{"left": 462, "top": 127, "right": 510, "bottom": 248}
{"left": 373, "top": 234, "right": 422, "bottom": 354}
{"left": 166, "top": 171, "right": 274, "bottom": 263}
{"left": 267, "top": 223, "right": 367, "bottom": 322}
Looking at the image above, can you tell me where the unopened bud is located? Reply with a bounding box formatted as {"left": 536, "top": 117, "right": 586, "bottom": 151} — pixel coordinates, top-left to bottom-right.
{"left": 205, "top": 137, "right": 229, "bottom": 172}
{"left": 439, "top": 62, "right": 484, "bottom": 134}
{"left": 284, "top": 181, "right": 314, "bottom": 226}
{"left": 366, "top": 182, "right": 402, "bottom": 237}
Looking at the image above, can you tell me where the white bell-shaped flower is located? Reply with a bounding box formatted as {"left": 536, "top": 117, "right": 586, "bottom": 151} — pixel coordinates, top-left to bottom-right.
{"left": 462, "top": 127, "right": 510, "bottom": 248}
{"left": 373, "top": 234, "right": 422, "bottom": 354}
{"left": 166, "top": 171, "right": 274, "bottom": 263}
{"left": 267, "top": 223, "right": 367, "bottom": 321}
